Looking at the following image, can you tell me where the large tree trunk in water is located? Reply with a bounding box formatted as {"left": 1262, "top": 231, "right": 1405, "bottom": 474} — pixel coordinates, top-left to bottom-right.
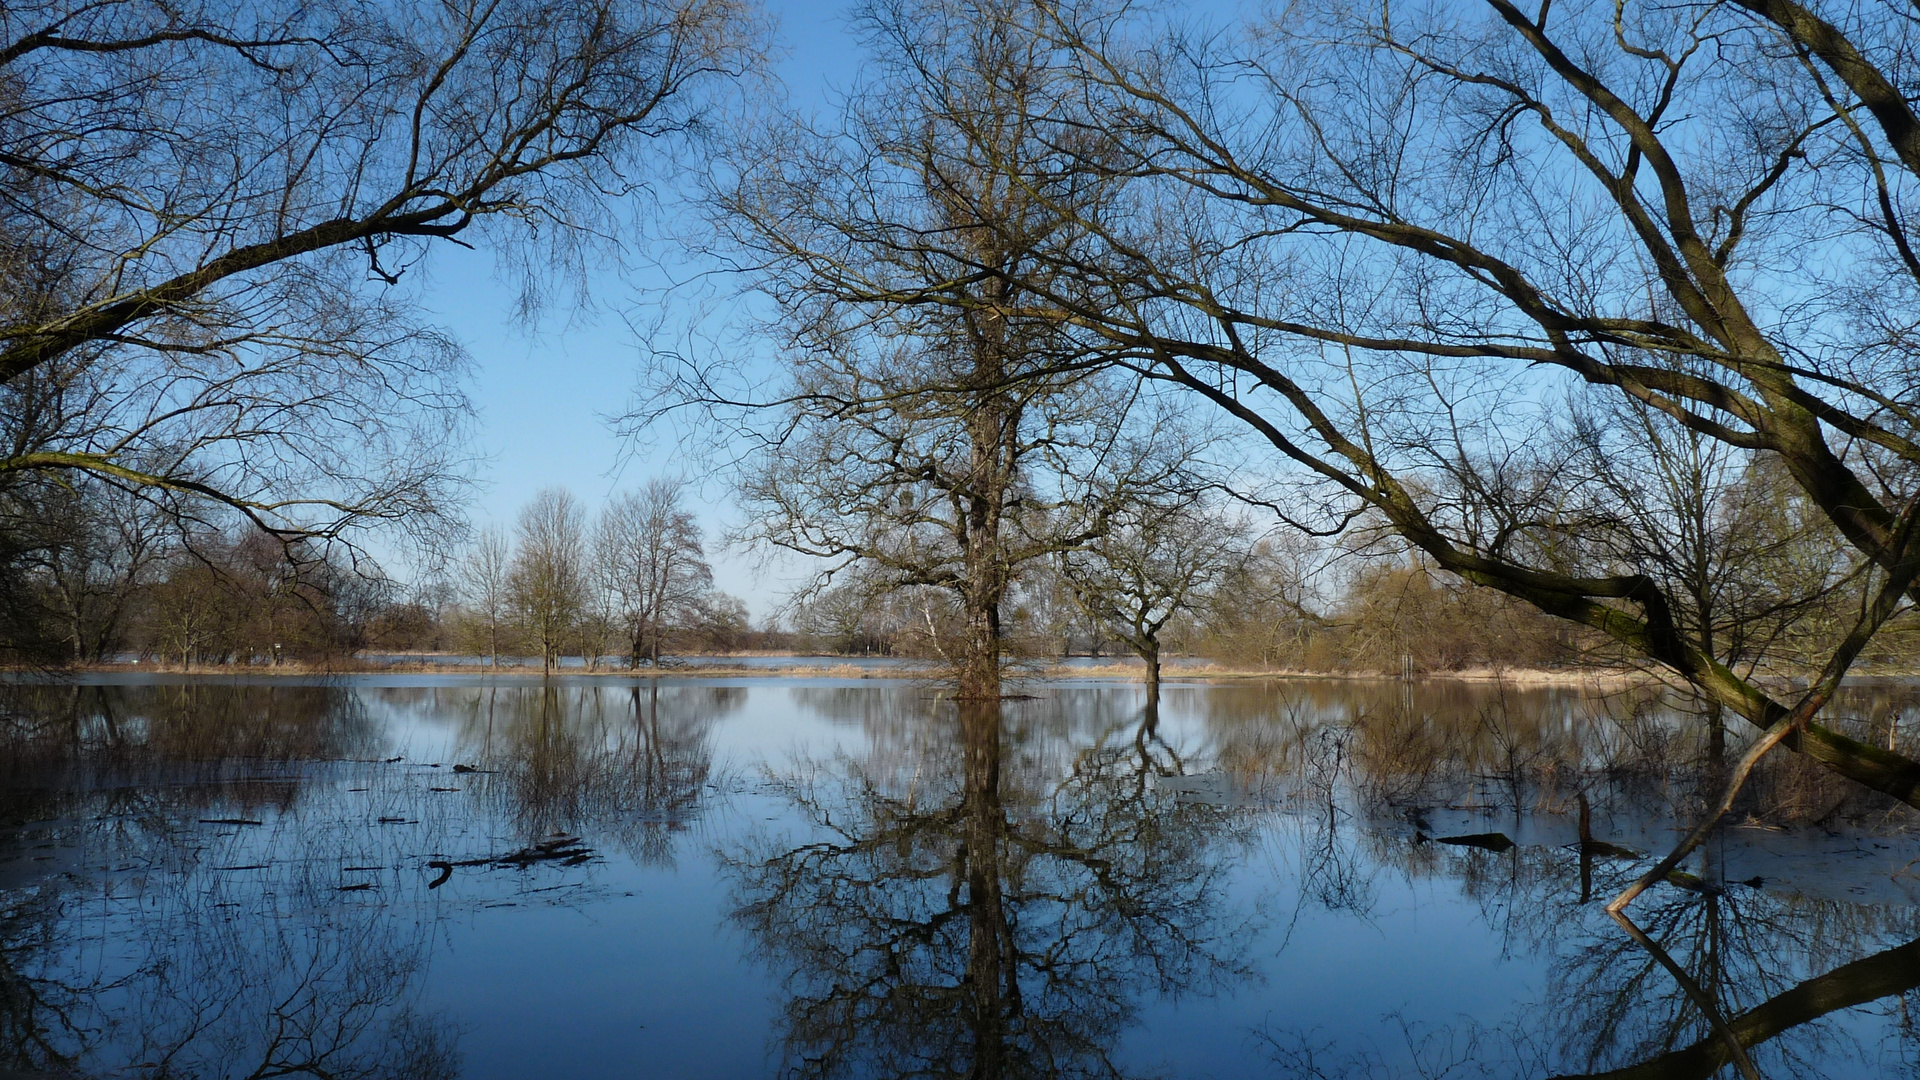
{"left": 958, "top": 595, "right": 1002, "bottom": 700}
{"left": 958, "top": 700, "right": 1015, "bottom": 1078}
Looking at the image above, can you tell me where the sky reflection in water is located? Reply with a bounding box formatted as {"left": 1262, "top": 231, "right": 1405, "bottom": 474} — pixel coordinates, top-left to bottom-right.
{"left": 5, "top": 677, "right": 1920, "bottom": 1078}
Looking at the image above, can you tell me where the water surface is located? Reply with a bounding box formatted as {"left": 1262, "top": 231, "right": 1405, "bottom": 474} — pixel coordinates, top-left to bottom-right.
{"left": 5, "top": 676, "right": 1920, "bottom": 1078}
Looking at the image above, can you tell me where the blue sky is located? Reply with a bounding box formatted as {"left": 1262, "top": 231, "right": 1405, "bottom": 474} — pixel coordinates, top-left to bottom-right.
{"left": 409, "top": 1, "right": 872, "bottom": 618}
{"left": 411, "top": 0, "right": 1252, "bottom": 620}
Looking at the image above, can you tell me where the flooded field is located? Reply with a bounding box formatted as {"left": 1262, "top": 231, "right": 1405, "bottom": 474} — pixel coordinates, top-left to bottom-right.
{"left": 5, "top": 675, "right": 1920, "bottom": 1078}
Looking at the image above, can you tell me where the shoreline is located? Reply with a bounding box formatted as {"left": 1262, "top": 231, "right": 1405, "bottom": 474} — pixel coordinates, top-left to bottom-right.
{"left": 0, "top": 657, "right": 1670, "bottom": 687}
{"left": 12, "top": 656, "right": 1915, "bottom": 688}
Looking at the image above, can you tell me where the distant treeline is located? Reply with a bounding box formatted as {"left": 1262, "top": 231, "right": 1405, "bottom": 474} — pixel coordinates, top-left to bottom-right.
{"left": 783, "top": 553, "right": 1587, "bottom": 673}
{"left": 14, "top": 476, "right": 1917, "bottom": 675}
{"left": 441, "top": 483, "right": 772, "bottom": 672}
{"left": 0, "top": 478, "right": 777, "bottom": 669}
{"left": 0, "top": 475, "right": 431, "bottom": 667}
{"left": 787, "top": 529, "right": 1920, "bottom": 677}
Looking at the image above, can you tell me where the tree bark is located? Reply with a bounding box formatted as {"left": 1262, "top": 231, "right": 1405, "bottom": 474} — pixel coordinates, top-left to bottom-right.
{"left": 957, "top": 359, "right": 1014, "bottom": 701}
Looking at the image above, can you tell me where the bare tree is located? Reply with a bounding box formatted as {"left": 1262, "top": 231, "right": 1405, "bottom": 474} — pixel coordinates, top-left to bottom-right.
{"left": 783, "top": 2, "right": 1920, "bottom": 826}
{"left": 792, "top": 576, "right": 893, "bottom": 655}
{"left": 509, "top": 488, "right": 588, "bottom": 675}
{"left": 574, "top": 574, "right": 620, "bottom": 672}
{"left": 844, "top": 0, "right": 1920, "bottom": 920}
{"left": 1058, "top": 497, "right": 1245, "bottom": 694}
{"left": 146, "top": 548, "right": 239, "bottom": 671}
{"left": 597, "top": 479, "right": 711, "bottom": 668}
{"left": 459, "top": 526, "right": 513, "bottom": 668}
{"left": 2, "top": 473, "right": 173, "bottom": 662}
{"left": 0, "top": 0, "right": 760, "bottom": 547}
{"left": 1570, "top": 397, "right": 1868, "bottom": 758}
{"left": 1197, "top": 532, "right": 1342, "bottom": 671}
{"left": 670, "top": 0, "right": 1172, "bottom": 699}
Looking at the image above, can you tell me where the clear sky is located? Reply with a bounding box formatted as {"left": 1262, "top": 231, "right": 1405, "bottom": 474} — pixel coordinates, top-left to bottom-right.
{"left": 406, "top": 1, "right": 873, "bottom": 620}
{"left": 408, "top": 0, "right": 1251, "bottom": 621}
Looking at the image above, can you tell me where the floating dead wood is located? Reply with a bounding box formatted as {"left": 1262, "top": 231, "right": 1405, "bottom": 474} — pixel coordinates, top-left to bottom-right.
{"left": 1429, "top": 832, "right": 1516, "bottom": 852}
{"left": 425, "top": 835, "right": 594, "bottom": 888}
{"left": 198, "top": 818, "right": 263, "bottom": 826}
{"left": 497, "top": 836, "right": 592, "bottom": 867}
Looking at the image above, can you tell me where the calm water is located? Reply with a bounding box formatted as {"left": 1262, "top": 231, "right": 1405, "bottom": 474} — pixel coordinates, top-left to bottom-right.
{"left": 6, "top": 675, "right": 1920, "bottom": 1079}
{"left": 352, "top": 654, "right": 1215, "bottom": 671}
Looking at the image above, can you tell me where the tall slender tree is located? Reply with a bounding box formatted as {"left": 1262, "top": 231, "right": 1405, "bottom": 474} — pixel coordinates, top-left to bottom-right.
{"left": 460, "top": 526, "right": 513, "bottom": 668}
{"left": 509, "top": 489, "right": 588, "bottom": 675}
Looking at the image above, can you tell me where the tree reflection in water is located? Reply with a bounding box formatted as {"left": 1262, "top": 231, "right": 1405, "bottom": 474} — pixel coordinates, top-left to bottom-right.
{"left": 0, "top": 680, "right": 732, "bottom": 1078}
{"left": 727, "top": 696, "right": 1258, "bottom": 1080}
{"left": 472, "top": 682, "right": 735, "bottom": 866}
{"left": 1210, "top": 681, "right": 1920, "bottom": 1079}
{"left": 0, "top": 683, "right": 458, "bottom": 1078}
{"left": 9, "top": 679, "right": 1920, "bottom": 1077}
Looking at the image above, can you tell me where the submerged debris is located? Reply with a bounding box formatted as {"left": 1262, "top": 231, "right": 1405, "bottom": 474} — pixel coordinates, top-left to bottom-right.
{"left": 498, "top": 835, "right": 592, "bottom": 867}
{"left": 425, "top": 835, "right": 594, "bottom": 888}
{"left": 1150, "top": 772, "right": 1241, "bottom": 806}
{"left": 1429, "top": 832, "right": 1516, "bottom": 853}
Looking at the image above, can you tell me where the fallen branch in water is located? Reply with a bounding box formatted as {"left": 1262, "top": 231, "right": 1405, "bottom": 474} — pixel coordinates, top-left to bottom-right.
{"left": 426, "top": 836, "right": 593, "bottom": 888}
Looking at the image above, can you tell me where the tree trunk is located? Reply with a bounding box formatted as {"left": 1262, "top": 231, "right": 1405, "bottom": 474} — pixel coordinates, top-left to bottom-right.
{"left": 958, "top": 595, "right": 1002, "bottom": 700}
{"left": 957, "top": 371, "right": 1013, "bottom": 701}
